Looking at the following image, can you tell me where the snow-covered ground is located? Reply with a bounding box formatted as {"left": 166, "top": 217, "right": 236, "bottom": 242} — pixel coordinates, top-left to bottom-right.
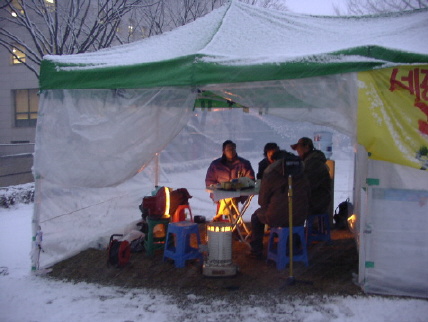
{"left": 0, "top": 115, "right": 425, "bottom": 320}
{"left": 2, "top": 1, "right": 427, "bottom": 320}
{"left": 1, "top": 172, "right": 427, "bottom": 321}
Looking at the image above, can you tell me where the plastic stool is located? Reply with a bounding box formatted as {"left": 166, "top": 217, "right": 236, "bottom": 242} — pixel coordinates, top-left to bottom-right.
{"left": 266, "top": 226, "right": 309, "bottom": 270}
{"left": 144, "top": 217, "right": 170, "bottom": 256}
{"left": 306, "top": 213, "right": 331, "bottom": 244}
{"left": 163, "top": 221, "right": 203, "bottom": 268}
{"left": 172, "top": 205, "right": 193, "bottom": 222}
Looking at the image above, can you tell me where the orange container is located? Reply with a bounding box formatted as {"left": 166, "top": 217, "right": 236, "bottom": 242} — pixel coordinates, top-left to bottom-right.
{"left": 172, "top": 205, "right": 193, "bottom": 222}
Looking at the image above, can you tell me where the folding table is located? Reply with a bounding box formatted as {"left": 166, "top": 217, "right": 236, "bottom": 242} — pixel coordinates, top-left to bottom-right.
{"left": 206, "top": 184, "right": 260, "bottom": 246}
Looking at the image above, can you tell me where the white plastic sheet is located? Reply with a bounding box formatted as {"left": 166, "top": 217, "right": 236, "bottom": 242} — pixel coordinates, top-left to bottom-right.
{"left": 202, "top": 73, "right": 358, "bottom": 137}
{"left": 356, "top": 150, "right": 428, "bottom": 298}
{"left": 33, "top": 88, "right": 195, "bottom": 267}
{"left": 34, "top": 88, "right": 196, "bottom": 188}
{"left": 33, "top": 75, "right": 357, "bottom": 269}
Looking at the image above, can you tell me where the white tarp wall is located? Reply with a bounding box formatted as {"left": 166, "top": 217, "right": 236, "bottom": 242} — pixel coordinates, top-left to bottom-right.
{"left": 33, "top": 88, "right": 195, "bottom": 267}
{"left": 203, "top": 73, "right": 357, "bottom": 137}
{"left": 33, "top": 74, "right": 357, "bottom": 269}
{"left": 356, "top": 146, "right": 428, "bottom": 298}
{"left": 33, "top": 73, "right": 428, "bottom": 299}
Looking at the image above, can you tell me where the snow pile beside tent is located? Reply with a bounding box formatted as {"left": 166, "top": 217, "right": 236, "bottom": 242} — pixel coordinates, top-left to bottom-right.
{"left": 0, "top": 183, "right": 35, "bottom": 208}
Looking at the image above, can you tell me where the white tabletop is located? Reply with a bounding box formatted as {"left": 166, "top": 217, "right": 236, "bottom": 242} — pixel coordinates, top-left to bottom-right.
{"left": 206, "top": 185, "right": 260, "bottom": 202}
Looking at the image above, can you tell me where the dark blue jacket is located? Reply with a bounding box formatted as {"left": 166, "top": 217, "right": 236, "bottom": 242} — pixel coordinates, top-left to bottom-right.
{"left": 257, "top": 158, "right": 270, "bottom": 180}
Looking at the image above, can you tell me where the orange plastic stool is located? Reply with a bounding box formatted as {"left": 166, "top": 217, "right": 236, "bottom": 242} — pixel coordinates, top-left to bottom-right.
{"left": 172, "top": 205, "right": 193, "bottom": 222}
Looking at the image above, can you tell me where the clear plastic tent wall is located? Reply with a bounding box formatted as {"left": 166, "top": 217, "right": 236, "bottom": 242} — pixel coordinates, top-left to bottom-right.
{"left": 356, "top": 147, "right": 428, "bottom": 299}
{"left": 33, "top": 73, "right": 428, "bottom": 299}
{"left": 33, "top": 88, "right": 196, "bottom": 267}
{"left": 203, "top": 74, "right": 357, "bottom": 136}
{"left": 33, "top": 74, "right": 357, "bottom": 269}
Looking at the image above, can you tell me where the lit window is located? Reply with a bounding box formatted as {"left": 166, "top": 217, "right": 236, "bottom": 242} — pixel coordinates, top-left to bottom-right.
{"left": 10, "top": 0, "right": 24, "bottom": 17}
{"left": 12, "top": 45, "right": 26, "bottom": 64}
{"left": 45, "top": 0, "right": 55, "bottom": 10}
{"left": 14, "top": 89, "right": 39, "bottom": 128}
{"left": 10, "top": 0, "right": 23, "bottom": 16}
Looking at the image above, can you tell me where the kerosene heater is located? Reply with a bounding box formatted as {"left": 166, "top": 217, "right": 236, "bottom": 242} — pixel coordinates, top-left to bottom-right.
{"left": 202, "top": 222, "right": 237, "bottom": 277}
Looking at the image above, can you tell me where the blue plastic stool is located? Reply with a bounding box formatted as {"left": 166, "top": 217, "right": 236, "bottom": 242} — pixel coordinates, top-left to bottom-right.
{"left": 306, "top": 213, "right": 331, "bottom": 244}
{"left": 266, "top": 226, "right": 309, "bottom": 270}
{"left": 144, "top": 217, "right": 170, "bottom": 257}
{"left": 163, "top": 221, "right": 203, "bottom": 268}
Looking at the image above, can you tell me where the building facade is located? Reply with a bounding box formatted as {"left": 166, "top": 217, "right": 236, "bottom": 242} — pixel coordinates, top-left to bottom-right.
{"left": 0, "top": 1, "right": 148, "bottom": 186}
{"left": 0, "top": 11, "right": 38, "bottom": 186}
{"left": 0, "top": 44, "right": 38, "bottom": 147}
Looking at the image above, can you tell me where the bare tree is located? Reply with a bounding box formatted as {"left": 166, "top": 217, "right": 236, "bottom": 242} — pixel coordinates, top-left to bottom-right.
{"left": 0, "top": 0, "right": 287, "bottom": 78}
{"left": 0, "top": 0, "right": 150, "bottom": 78}
{"left": 334, "top": 0, "right": 428, "bottom": 15}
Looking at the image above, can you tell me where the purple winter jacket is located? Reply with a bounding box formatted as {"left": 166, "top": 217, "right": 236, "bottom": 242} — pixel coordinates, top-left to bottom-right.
{"left": 205, "top": 154, "right": 255, "bottom": 187}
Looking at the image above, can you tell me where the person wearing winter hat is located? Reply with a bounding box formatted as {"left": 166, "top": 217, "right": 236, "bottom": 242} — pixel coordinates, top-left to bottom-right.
{"left": 290, "top": 137, "right": 332, "bottom": 215}
{"left": 205, "top": 140, "right": 255, "bottom": 221}
{"left": 256, "top": 142, "right": 280, "bottom": 180}
{"left": 248, "top": 152, "right": 310, "bottom": 259}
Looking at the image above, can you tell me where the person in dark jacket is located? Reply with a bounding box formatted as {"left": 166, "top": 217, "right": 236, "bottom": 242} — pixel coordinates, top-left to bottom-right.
{"left": 249, "top": 155, "right": 310, "bottom": 258}
{"left": 291, "top": 137, "right": 332, "bottom": 215}
{"left": 256, "top": 142, "right": 279, "bottom": 180}
{"left": 205, "top": 140, "right": 255, "bottom": 221}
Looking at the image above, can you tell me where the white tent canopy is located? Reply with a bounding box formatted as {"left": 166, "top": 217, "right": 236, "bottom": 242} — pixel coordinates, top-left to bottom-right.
{"left": 34, "top": 1, "right": 428, "bottom": 298}
{"left": 40, "top": 1, "right": 428, "bottom": 89}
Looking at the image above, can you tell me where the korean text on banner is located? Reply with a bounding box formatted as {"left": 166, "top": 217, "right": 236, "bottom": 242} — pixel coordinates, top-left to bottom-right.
{"left": 357, "top": 65, "right": 428, "bottom": 171}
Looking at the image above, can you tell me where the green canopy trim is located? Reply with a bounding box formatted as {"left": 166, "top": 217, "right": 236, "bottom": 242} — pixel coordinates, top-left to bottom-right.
{"left": 39, "top": 48, "right": 428, "bottom": 90}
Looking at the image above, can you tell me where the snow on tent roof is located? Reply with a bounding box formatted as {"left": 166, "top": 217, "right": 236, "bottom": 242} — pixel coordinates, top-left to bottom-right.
{"left": 39, "top": 0, "right": 428, "bottom": 89}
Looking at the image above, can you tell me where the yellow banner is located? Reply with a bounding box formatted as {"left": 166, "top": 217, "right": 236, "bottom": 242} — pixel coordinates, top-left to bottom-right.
{"left": 358, "top": 65, "right": 428, "bottom": 171}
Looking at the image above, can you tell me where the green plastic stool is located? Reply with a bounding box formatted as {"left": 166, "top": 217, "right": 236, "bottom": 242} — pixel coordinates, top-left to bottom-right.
{"left": 144, "top": 217, "right": 170, "bottom": 256}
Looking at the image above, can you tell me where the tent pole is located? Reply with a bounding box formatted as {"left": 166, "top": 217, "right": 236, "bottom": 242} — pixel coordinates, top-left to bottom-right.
{"left": 281, "top": 174, "right": 313, "bottom": 289}
{"left": 155, "top": 152, "right": 160, "bottom": 187}
{"left": 287, "top": 175, "right": 295, "bottom": 285}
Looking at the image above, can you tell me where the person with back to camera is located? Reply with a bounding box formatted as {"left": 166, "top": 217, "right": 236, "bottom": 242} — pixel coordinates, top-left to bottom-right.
{"left": 290, "top": 137, "right": 332, "bottom": 215}
{"left": 257, "top": 142, "right": 280, "bottom": 180}
{"left": 249, "top": 149, "right": 310, "bottom": 259}
{"left": 205, "top": 140, "right": 255, "bottom": 221}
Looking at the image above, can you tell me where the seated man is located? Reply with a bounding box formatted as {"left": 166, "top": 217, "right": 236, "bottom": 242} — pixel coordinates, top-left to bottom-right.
{"left": 205, "top": 140, "right": 255, "bottom": 221}
{"left": 256, "top": 142, "right": 279, "bottom": 180}
{"left": 249, "top": 152, "right": 310, "bottom": 259}
{"left": 290, "top": 137, "right": 332, "bottom": 215}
